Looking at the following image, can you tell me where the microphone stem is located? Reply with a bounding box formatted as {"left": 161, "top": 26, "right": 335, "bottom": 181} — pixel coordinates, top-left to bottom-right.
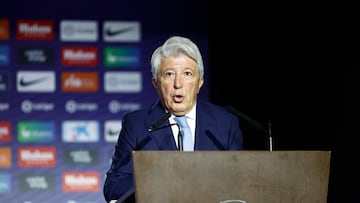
{"left": 149, "top": 123, "right": 184, "bottom": 151}
{"left": 178, "top": 131, "right": 183, "bottom": 151}
{"left": 268, "top": 122, "right": 273, "bottom": 151}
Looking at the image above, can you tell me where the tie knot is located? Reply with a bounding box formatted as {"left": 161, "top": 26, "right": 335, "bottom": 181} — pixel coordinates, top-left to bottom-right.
{"left": 174, "top": 116, "right": 188, "bottom": 128}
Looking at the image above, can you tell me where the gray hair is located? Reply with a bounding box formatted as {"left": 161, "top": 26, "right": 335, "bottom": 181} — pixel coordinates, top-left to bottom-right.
{"left": 150, "top": 36, "right": 204, "bottom": 81}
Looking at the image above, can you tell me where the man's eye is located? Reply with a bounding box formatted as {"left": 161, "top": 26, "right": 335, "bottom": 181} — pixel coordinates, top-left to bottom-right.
{"left": 184, "top": 71, "right": 192, "bottom": 76}
{"left": 164, "top": 72, "right": 174, "bottom": 77}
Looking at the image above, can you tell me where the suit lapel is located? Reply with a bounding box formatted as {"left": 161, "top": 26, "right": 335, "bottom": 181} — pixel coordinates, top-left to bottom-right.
{"left": 195, "top": 102, "right": 225, "bottom": 150}
{"left": 146, "top": 101, "right": 178, "bottom": 150}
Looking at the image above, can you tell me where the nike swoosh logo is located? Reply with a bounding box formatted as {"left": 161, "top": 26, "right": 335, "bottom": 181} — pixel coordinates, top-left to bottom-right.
{"left": 105, "top": 27, "right": 135, "bottom": 36}
{"left": 19, "top": 76, "right": 49, "bottom": 87}
{"left": 107, "top": 129, "right": 119, "bottom": 136}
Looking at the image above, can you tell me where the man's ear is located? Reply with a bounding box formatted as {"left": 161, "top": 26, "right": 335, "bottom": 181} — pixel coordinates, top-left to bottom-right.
{"left": 197, "top": 79, "right": 204, "bottom": 93}
{"left": 152, "top": 79, "right": 157, "bottom": 88}
{"left": 199, "top": 79, "right": 204, "bottom": 89}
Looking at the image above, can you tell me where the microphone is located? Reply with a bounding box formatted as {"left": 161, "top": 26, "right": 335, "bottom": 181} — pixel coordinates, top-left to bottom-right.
{"left": 227, "top": 105, "right": 266, "bottom": 133}
{"left": 148, "top": 112, "right": 171, "bottom": 131}
{"left": 175, "top": 123, "right": 183, "bottom": 151}
{"left": 227, "top": 105, "right": 273, "bottom": 151}
{"left": 149, "top": 123, "right": 183, "bottom": 151}
{"left": 148, "top": 113, "right": 183, "bottom": 151}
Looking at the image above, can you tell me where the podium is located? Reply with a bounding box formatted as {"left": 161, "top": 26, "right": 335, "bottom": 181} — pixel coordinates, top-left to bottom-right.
{"left": 131, "top": 150, "right": 331, "bottom": 203}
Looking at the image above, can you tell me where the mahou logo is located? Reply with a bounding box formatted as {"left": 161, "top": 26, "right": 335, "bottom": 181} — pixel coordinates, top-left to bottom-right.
{"left": 62, "top": 171, "right": 100, "bottom": 192}
{"left": 18, "top": 147, "right": 56, "bottom": 167}
{"left": 16, "top": 20, "right": 54, "bottom": 40}
{"left": 0, "top": 122, "right": 11, "bottom": 142}
{"left": 61, "top": 46, "right": 98, "bottom": 66}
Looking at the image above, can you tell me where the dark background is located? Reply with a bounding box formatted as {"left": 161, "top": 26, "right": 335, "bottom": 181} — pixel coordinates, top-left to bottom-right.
{"left": 208, "top": 1, "right": 356, "bottom": 203}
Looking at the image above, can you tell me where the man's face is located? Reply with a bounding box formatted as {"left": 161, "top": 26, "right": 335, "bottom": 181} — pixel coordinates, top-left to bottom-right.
{"left": 152, "top": 53, "right": 204, "bottom": 116}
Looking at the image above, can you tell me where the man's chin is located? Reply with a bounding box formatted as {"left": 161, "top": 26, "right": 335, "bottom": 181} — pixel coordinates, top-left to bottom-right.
{"left": 170, "top": 108, "right": 188, "bottom": 116}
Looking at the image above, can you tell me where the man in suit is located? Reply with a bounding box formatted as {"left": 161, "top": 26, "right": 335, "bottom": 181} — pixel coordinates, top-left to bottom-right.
{"left": 103, "top": 36, "right": 244, "bottom": 203}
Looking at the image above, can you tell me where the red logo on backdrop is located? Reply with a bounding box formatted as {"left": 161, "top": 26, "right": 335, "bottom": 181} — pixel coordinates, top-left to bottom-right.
{"left": 16, "top": 20, "right": 54, "bottom": 40}
{"left": 18, "top": 146, "right": 56, "bottom": 167}
{"left": 62, "top": 171, "right": 100, "bottom": 192}
{"left": 0, "top": 122, "right": 11, "bottom": 142}
{"left": 61, "top": 46, "right": 98, "bottom": 66}
{"left": 0, "top": 19, "right": 10, "bottom": 40}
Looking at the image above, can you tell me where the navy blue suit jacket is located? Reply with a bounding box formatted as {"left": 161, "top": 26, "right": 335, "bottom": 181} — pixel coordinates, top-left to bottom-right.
{"left": 103, "top": 99, "right": 244, "bottom": 202}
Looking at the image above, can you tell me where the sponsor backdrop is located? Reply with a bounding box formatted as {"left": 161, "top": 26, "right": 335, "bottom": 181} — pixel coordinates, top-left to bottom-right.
{"left": 0, "top": 1, "right": 209, "bottom": 202}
